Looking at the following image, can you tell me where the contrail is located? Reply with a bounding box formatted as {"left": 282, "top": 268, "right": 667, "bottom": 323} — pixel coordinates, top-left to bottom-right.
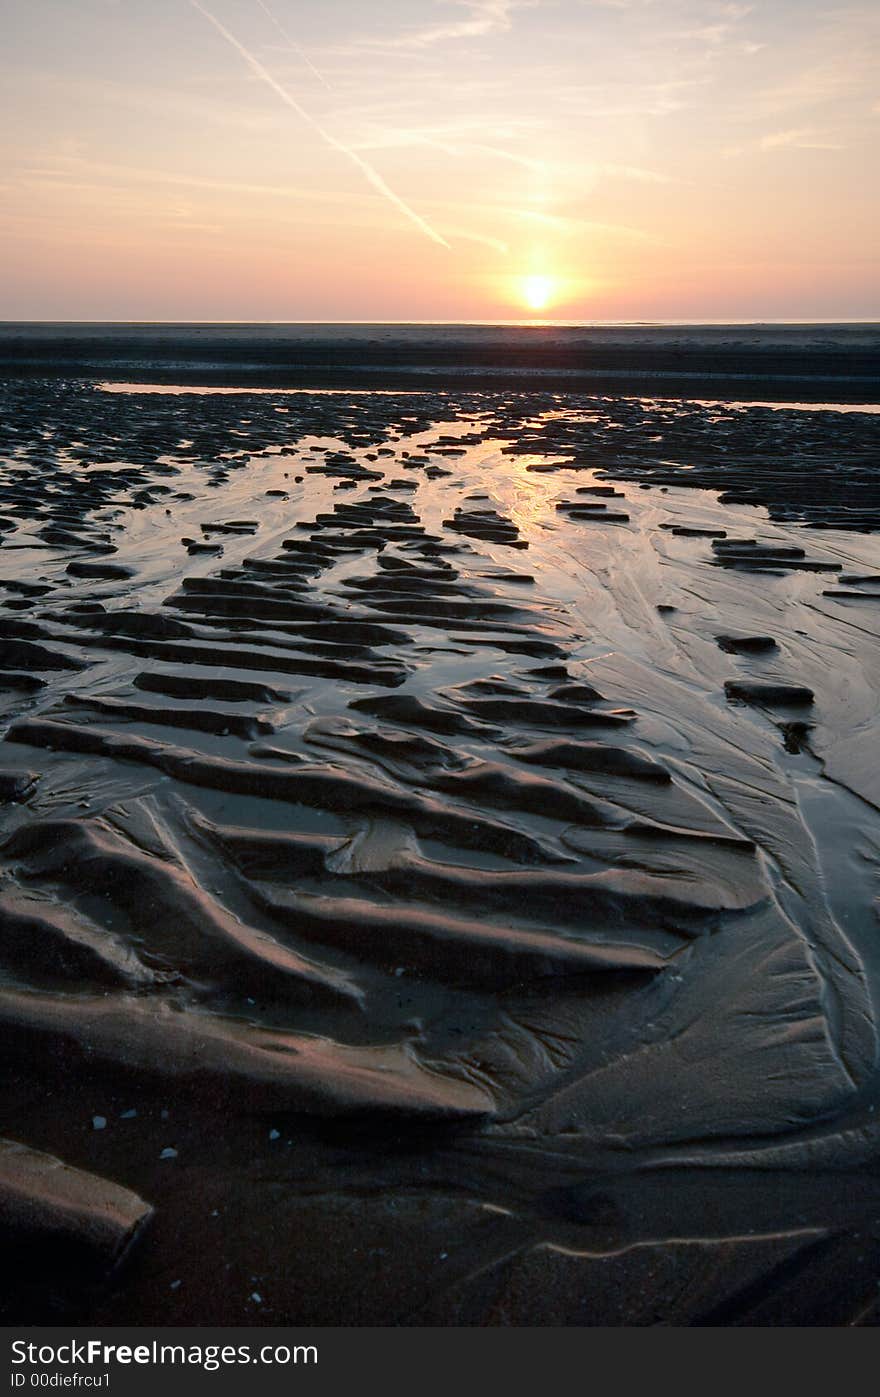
{"left": 252, "top": 0, "right": 331, "bottom": 91}
{"left": 190, "top": 0, "right": 451, "bottom": 249}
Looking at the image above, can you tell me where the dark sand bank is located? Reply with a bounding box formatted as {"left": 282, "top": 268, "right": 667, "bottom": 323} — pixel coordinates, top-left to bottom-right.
{"left": 2, "top": 322, "right": 880, "bottom": 401}
{"left": 0, "top": 372, "right": 879, "bottom": 1325}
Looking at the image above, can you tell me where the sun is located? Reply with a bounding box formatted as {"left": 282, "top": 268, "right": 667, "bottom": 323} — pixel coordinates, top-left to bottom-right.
{"left": 520, "top": 274, "right": 555, "bottom": 312}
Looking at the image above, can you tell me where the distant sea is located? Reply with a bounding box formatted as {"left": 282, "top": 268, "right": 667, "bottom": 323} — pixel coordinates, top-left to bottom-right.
{"left": 1, "top": 321, "right": 879, "bottom": 402}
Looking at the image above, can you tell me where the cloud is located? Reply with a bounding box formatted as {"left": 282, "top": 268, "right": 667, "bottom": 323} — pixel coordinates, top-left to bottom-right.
{"left": 348, "top": 129, "right": 546, "bottom": 171}
{"left": 596, "top": 162, "right": 673, "bottom": 184}
{"left": 759, "top": 128, "right": 844, "bottom": 151}
{"left": 439, "top": 226, "right": 510, "bottom": 252}
{"left": 723, "top": 124, "right": 846, "bottom": 157}
{"left": 251, "top": 0, "right": 331, "bottom": 89}
{"left": 355, "top": 0, "right": 520, "bottom": 51}
{"left": 190, "top": 0, "right": 451, "bottom": 248}
{"left": 14, "top": 150, "right": 515, "bottom": 245}
{"left": 508, "top": 207, "right": 656, "bottom": 242}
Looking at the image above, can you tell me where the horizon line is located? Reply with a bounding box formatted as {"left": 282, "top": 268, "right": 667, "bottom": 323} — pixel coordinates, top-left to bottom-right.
{"left": 2, "top": 318, "right": 880, "bottom": 329}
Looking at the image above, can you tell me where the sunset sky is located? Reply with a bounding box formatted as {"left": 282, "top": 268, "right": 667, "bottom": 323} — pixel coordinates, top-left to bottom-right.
{"left": 1, "top": 0, "right": 878, "bottom": 321}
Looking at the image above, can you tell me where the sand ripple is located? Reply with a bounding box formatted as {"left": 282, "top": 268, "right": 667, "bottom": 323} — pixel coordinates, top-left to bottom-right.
{"left": 0, "top": 380, "right": 879, "bottom": 1323}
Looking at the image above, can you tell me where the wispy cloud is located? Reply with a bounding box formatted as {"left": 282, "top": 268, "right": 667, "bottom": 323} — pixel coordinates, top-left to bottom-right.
{"left": 759, "top": 127, "right": 843, "bottom": 151}
{"left": 551, "top": 76, "right": 711, "bottom": 119}
{"left": 14, "top": 155, "right": 370, "bottom": 208}
{"left": 12, "top": 151, "right": 515, "bottom": 250}
{"left": 509, "top": 207, "right": 657, "bottom": 242}
{"left": 252, "top": 0, "right": 331, "bottom": 89}
{"left": 675, "top": 2, "right": 754, "bottom": 47}
{"left": 722, "top": 124, "right": 845, "bottom": 158}
{"left": 348, "top": 129, "right": 546, "bottom": 171}
{"left": 189, "top": 0, "right": 451, "bottom": 248}
{"left": 595, "top": 162, "right": 673, "bottom": 184}
{"left": 440, "top": 226, "right": 509, "bottom": 252}
{"left": 356, "top": 0, "right": 520, "bottom": 51}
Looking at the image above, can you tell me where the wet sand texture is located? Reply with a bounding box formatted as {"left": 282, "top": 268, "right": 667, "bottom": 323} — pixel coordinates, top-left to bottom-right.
{"left": 0, "top": 1138, "right": 151, "bottom": 1312}
{"left": 0, "top": 377, "right": 879, "bottom": 1324}
{"left": 2, "top": 322, "right": 879, "bottom": 401}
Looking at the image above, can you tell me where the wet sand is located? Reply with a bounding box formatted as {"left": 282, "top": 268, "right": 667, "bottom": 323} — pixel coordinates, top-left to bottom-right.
{"left": 1, "top": 375, "right": 879, "bottom": 1325}
{"left": 2, "top": 322, "right": 880, "bottom": 400}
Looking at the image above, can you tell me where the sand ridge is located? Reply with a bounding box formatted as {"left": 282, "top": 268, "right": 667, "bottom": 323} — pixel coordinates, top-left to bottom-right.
{"left": 0, "top": 378, "right": 879, "bottom": 1323}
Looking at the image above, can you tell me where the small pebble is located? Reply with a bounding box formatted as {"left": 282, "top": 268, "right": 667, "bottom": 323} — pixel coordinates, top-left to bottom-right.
{"left": 159, "top": 1147, "right": 178, "bottom": 1160}
{"left": 92, "top": 1115, "right": 107, "bottom": 1131}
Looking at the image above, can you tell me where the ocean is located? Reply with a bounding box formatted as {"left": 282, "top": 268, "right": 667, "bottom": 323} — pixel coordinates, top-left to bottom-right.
{"left": 1, "top": 320, "right": 879, "bottom": 400}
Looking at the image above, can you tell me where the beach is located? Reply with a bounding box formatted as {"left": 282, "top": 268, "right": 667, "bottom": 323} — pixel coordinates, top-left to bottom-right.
{"left": 3, "top": 321, "right": 880, "bottom": 399}
{"left": 1, "top": 329, "right": 880, "bottom": 1324}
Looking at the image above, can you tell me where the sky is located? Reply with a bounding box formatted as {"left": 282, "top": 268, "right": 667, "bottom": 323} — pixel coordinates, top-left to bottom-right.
{"left": 0, "top": 0, "right": 877, "bottom": 321}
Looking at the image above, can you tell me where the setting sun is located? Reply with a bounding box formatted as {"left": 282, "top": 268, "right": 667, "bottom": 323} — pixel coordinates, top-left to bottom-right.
{"left": 520, "top": 275, "right": 556, "bottom": 312}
